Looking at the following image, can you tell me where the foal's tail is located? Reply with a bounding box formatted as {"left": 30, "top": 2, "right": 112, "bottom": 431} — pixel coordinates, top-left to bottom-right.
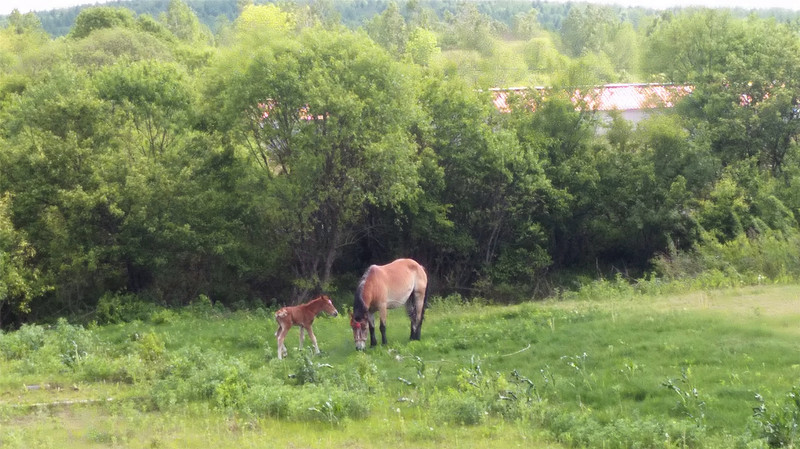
{"left": 274, "top": 309, "right": 284, "bottom": 337}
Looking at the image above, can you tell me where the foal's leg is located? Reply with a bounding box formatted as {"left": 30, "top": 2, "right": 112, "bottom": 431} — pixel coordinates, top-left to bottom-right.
{"left": 298, "top": 326, "right": 305, "bottom": 350}
{"left": 276, "top": 325, "right": 288, "bottom": 359}
{"left": 275, "top": 325, "right": 282, "bottom": 359}
{"left": 306, "top": 324, "right": 320, "bottom": 354}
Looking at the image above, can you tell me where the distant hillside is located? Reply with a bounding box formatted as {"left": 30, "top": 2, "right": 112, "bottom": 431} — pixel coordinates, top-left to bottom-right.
{"left": 3, "top": 0, "right": 647, "bottom": 37}
{"left": 25, "top": 0, "right": 239, "bottom": 36}
{"left": 5, "top": 0, "right": 800, "bottom": 41}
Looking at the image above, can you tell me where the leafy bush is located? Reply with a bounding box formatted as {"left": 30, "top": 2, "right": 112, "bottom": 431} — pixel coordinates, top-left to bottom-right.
{"left": 430, "top": 389, "right": 485, "bottom": 425}
{"left": 243, "top": 384, "right": 292, "bottom": 418}
{"left": 563, "top": 273, "right": 636, "bottom": 301}
{"left": 76, "top": 353, "right": 136, "bottom": 383}
{"left": 654, "top": 229, "right": 800, "bottom": 288}
{"left": 149, "top": 309, "right": 177, "bottom": 325}
{"left": 95, "top": 292, "right": 156, "bottom": 324}
{"left": 151, "top": 347, "right": 251, "bottom": 410}
{"left": 0, "top": 323, "right": 46, "bottom": 360}
{"left": 544, "top": 410, "right": 704, "bottom": 448}
{"left": 293, "top": 386, "right": 369, "bottom": 423}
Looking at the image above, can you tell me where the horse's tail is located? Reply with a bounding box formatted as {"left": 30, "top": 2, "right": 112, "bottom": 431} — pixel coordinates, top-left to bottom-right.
{"left": 419, "top": 275, "right": 429, "bottom": 325}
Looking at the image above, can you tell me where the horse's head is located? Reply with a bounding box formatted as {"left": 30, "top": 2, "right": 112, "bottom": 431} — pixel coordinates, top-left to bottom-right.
{"left": 349, "top": 312, "right": 368, "bottom": 350}
{"left": 318, "top": 295, "right": 339, "bottom": 317}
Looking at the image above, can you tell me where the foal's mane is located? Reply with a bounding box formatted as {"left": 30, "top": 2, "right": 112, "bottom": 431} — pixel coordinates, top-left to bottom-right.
{"left": 352, "top": 267, "right": 371, "bottom": 320}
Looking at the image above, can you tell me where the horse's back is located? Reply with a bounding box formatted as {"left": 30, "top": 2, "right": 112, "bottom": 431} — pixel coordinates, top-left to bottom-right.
{"left": 364, "top": 258, "right": 426, "bottom": 309}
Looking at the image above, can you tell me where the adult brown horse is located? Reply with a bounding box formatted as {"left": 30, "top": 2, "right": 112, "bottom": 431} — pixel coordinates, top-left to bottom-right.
{"left": 275, "top": 294, "right": 338, "bottom": 360}
{"left": 349, "top": 258, "right": 428, "bottom": 350}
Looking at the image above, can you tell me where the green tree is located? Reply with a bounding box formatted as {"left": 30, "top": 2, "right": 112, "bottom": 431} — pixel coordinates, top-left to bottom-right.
{"left": 0, "top": 9, "right": 50, "bottom": 76}
{"left": 507, "top": 93, "right": 598, "bottom": 268}
{"left": 0, "top": 67, "right": 119, "bottom": 314}
{"left": 161, "top": 0, "right": 212, "bottom": 45}
{"left": 658, "top": 12, "right": 800, "bottom": 174}
{"left": 512, "top": 9, "right": 542, "bottom": 40}
{"left": 560, "top": 4, "right": 617, "bottom": 57}
{"left": 216, "top": 28, "right": 423, "bottom": 297}
{"left": 69, "top": 27, "right": 174, "bottom": 67}
{"left": 366, "top": 2, "right": 408, "bottom": 55}
{"left": 0, "top": 194, "right": 48, "bottom": 328}
{"left": 68, "top": 6, "right": 136, "bottom": 39}
{"left": 404, "top": 78, "right": 556, "bottom": 295}
{"left": 642, "top": 10, "right": 741, "bottom": 83}
{"left": 232, "top": 3, "right": 294, "bottom": 41}
{"left": 440, "top": 3, "right": 496, "bottom": 55}
{"left": 96, "top": 60, "right": 191, "bottom": 157}
{"left": 5, "top": 9, "right": 45, "bottom": 35}
{"left": 405, "top": 27, "right": 440, "bottom": 66}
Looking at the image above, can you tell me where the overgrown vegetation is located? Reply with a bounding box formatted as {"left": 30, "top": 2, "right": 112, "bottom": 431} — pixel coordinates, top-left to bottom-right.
{"left": 3, "top": 5, "right": 799, "bottom": 446}
{"left": 2, "top": 0, "right": 800, "bottom": 333}
{"left": 1, "top": 286, "right": 799, "bottom": 448}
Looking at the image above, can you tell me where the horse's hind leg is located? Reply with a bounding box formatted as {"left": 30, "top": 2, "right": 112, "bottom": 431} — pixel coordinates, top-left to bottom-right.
{"left": 408, "top": 288, "right": 426, "bottom": 340}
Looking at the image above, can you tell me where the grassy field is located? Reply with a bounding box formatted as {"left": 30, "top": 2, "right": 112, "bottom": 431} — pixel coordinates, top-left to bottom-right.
{"left": 1, "top": 285, "right": 799, "bottom": 448}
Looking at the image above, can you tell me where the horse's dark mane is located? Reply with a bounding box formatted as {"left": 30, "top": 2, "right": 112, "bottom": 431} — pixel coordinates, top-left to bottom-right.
{"left": 352, "top": 267, "right": 370, "bottom": 320}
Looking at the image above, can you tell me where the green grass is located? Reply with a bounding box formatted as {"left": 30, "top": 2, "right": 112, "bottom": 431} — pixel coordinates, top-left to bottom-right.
{"left": 2, "top": 285, "right": 799, "bottom": 448}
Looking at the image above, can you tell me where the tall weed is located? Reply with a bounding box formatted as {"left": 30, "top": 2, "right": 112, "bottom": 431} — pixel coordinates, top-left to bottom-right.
{"left": 654, "top": 229, "right": 800, "bottom": 287}
{"left": 751, "top": 386, "right": 800, "bottom": 448}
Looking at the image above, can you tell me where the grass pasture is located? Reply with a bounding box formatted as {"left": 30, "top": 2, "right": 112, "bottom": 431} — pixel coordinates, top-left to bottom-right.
{"left": 1, "top": 285, "right": 799, "bottom": 448}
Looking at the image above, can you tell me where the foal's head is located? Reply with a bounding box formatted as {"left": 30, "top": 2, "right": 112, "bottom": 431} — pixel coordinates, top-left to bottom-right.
{"left": 314, "top": 294, "right": 339, "bottom": 317}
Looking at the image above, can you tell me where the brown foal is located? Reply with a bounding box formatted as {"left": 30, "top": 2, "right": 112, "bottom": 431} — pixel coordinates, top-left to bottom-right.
{"left": 274, "top": 294, "right": 339, "bottom": 360}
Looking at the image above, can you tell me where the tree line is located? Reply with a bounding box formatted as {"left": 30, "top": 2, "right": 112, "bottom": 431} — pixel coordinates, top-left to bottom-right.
{"left": 1, "top": 0, "right": 800, "bottom": 327}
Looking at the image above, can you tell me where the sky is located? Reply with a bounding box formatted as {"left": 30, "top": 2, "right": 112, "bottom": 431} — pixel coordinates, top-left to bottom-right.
{"left": 2, "top": 0, "right": 800, "bottom": 16}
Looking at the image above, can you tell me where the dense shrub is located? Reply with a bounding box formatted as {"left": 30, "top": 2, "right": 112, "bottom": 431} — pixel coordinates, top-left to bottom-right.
{"left": 544, "top": 410, "right": 704, "bottom": 449}
{"left": 430, "top": 389, "right": 486, "bottom": 425}
{"left": 654, "top": 230, "right": 800, "bottom": 287}
{"left": 0, "top": 323, "right": 46, "bottom": 360}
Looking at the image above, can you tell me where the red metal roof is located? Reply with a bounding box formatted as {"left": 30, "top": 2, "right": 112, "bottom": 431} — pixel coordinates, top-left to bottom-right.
{"left": 491, "top": 83, "right": 693, "bottom": 113}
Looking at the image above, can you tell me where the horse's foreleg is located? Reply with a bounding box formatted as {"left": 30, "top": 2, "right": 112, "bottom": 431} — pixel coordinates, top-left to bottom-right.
{"left": 368, "top": 313, "right": 378, "bottom": 347}
{"left": 298, "top": 326, "right": 305, "bottom": 350}
{"left": 379, "top": 307, "right": 388, "bottom": 345}
{"left": 306, "top": 325, "right": 320, "bottom": 354}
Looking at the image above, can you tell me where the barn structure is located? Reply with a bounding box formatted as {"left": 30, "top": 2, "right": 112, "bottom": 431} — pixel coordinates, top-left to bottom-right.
{"left": 490, "top": 83, "right": 693, "bottom": 129}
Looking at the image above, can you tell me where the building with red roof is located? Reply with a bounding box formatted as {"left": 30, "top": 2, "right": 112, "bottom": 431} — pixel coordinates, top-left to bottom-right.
{"left": 491, "top": 83, "right": 693, "bottom": 127}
